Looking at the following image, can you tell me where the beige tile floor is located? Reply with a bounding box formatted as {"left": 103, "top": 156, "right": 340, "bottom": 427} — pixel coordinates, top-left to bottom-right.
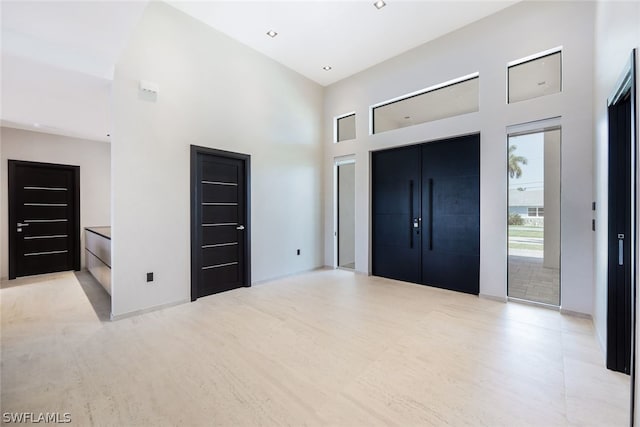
{"left": 1, "top": 269, "right": 630, "bottom": 426}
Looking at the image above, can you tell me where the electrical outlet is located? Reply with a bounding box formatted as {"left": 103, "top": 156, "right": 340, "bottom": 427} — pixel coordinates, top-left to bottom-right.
{"left": 297, "top": 249, "right": 301, "bottom": 256}
{"left": 146, "top": 272, "right": 154, "bottom": 282}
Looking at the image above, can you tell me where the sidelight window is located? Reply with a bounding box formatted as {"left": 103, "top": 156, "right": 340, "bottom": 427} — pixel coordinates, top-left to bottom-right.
{"left": 335, "top": 159, "right": 356, "bottom": 269}
{"left": 507, "top": 126, "right": 561, "bottom": 306}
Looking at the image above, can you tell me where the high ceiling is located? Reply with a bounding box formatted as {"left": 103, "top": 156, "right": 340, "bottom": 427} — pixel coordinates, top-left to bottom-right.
{"left": 1, "top": 1, "right": 148, "bottom": 141}
{"left": 0, "top": 0, "right": 518, "bottom": 142}
{"left": 169, "top": 1, "right": 517, "bottom": 86}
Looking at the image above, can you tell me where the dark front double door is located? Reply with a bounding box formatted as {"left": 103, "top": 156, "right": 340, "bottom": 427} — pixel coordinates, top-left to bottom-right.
{"left": 372, "top": 134, "right": 480, "bottom": 294}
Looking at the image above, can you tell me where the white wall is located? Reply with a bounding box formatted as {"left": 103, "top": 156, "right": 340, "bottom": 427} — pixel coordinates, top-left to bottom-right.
{"left": 591, "top": 1, "right": 640, "bottom": 413}
{"left": 323, "top": 1, "right": 595, "bottom": 314}
{"left": 0, "top": 127, "right": 111, "bottom": 279}
{"left": 110, "top": 2, "right": 323, "bottom": 317}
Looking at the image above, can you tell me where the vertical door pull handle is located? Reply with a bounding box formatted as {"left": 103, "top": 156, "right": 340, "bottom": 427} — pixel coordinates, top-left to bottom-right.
{"left": 409, "top": 180, "right": 414, "bottom": 249}
{"left": 428, "top": 178, "right": 433, "bottom": 250}
{"left": 618, "top": 234, "right": 624, "bottom": 266}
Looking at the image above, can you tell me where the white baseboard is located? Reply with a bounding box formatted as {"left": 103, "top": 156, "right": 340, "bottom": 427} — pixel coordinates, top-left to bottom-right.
{"left": 479, "top": 293, "right": 508, "bottom": 303}
{"left": 559, "top": 307, "right": 592, "bottom": 319}
{"left": 251, "top": 265, "right": 328, "bottom": 286}
{"left": 508, "top": 297, "right": 560, "bottom": 311}
{"left": 110, "top": 298, "right": 189, "bottom": 321}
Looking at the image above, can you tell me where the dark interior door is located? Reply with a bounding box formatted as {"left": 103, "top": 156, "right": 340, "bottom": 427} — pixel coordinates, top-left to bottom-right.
{"left": 607, "top": 93, "right": 632, "bottom": 374}
{"left": 371, "top": 134, "right": 480, "bottom": 294}
{"left": 191, "top": 146, "right": 250, "bottom": 300}
{"left": 422, "top": 135, "right": 480, "bottom": 294}
{"left": 372, "top": 145, "right": 422, "bottom": 283}
{"left": 8, "top": 160, "right": 80, "bottom": 279}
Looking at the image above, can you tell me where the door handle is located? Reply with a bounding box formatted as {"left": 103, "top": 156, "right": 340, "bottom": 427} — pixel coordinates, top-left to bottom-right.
{"left": 618, "top": 233, "right": 624, "bottom": 266}
{"left": 428, "top": 178, "right": 433, "bottom": 251}
{"left": 236, "top": 225, "right": 245, "bottom": 230}
{"left": 409, "top": 180, "right": 414, "bottom": 248}
{"left": 17, "top": 223, "right": 29, "bottom": 227}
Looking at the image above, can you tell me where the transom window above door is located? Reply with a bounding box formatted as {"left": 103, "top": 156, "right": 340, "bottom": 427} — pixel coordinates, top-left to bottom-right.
{"left": 508, "top": 48, "right": 562, "bottom": 103}
{"left": 371, "top": 73, "right": 479, "bottom": 134}
{"left": 335, "top": 113, "right": 356, "bottom": 142}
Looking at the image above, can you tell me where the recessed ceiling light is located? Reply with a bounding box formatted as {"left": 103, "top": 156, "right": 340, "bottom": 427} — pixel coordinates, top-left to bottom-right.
{"left": 33, "top": 123, "right": 41, "bottom": 128}
{"left": 266, "top": 30, "right": 278, "bottom": 38}
{"left": 373, "top": 0, "right": 386, "bottom": 10}
{"left": 323, "top": 66, "right": 332, "bottom": 71}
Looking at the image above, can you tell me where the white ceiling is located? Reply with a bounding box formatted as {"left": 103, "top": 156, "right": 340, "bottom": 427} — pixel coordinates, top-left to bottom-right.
{"left": 1, "top": 1, "right": 148, "bottom": 141}
{"left": 2, "top": 1, "right": 149, "bottom": 79}
{"left": 1, "top": 0, "right": 518, "bottom": 142}
{"left": 169, "top": 0, "right": 518, "bottom": 86}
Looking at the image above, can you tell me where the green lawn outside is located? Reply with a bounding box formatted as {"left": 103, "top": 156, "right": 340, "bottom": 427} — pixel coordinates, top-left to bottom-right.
{"left": 509, "top": 242, "right": 543, "bottom": 250}
{"left": 508, "top": 225, "right": 543, "bottom": 251}
{"left": 508, "top": 227, "right": 543, "bottom": 239}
